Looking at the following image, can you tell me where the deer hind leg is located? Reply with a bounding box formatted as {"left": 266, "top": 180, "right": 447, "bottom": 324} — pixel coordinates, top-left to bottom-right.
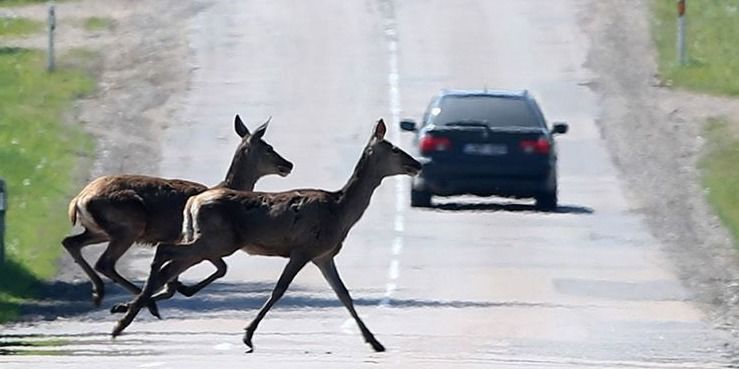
{"left": 61, "top": 229, "right": 108, "bottom": 306}
{"left": 145, "top": 258, "right": 223, "bottom": 302}
{"left": 243, "top": 254, "right": 309, "bottom": 352}
{"left": 112, "top": 248, "right": 198, "bottom": 337}
{"left": 134, "top": 255, "right": 226, "bottom": 304}
{"left": 176, "top": 258, "right": 228, "bottom": 297}
{"left": 94, "top": 235, "right": 140, "bottom": 295}
{"left": 314, "top": 256, "right": 385, "bottom": 352}
{"left": 109, "top": 242, "right": 189, "bottom": 316}
{"left": 96, "top": 234, "right": 166, "bottom": 318}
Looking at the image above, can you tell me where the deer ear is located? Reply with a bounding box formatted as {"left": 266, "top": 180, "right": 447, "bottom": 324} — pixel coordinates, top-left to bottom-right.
{"left": 235, "top": 114, "right": 250, "bottom": 137}
{"left": 250, "top": 116, "right": 271, "bottom": 141}
{"left": 373, "top": 118, "right": 386, "bottom": 140}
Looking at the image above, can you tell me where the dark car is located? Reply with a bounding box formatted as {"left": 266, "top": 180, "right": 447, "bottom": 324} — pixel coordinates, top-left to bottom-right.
{"left": 400, "top": 89, "right": 568, "bottom": 209}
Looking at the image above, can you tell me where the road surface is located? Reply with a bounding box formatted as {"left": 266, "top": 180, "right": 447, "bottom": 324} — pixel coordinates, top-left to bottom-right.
{"left": 1, "top": 0, "right": 735, "bottom": 368}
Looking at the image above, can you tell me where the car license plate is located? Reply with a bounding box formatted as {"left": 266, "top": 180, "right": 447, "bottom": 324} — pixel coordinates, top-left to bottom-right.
{"left": 463, "top": 143, "right": 507, "bottom": 156}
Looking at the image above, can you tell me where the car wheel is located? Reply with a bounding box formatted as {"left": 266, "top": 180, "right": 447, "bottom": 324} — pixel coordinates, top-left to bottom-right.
{"left": 535, "top": 191, "right": 557, "bottom": 211}
{"left": 410, "top": 189, "right": 432, "bottom": 208}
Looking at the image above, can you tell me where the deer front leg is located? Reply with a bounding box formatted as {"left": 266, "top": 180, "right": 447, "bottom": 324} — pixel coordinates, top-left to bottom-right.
{"left": 176, "top": 258, "right": 228, "bottom": 297}
{"left": 109, "top": 280, "right": 180, "bottom": 315}
{"left": 109, "top": 243, "right": 185, "bottom": 316}
{"left": 314, "top": 256, "right": 385, "bottom": 352}
{"left": 112, "top": 257, "right": 193, "bottom": 337}
{"left": 243, "top": 255, "right": 308, "bottom": 352}
{"left": 111, "top": 244, "right": 192, "bottom": 336}
{"left": 112, "top": 257, "right": 227, "bottom": 310}
{"left": 61, "top": 229, "right": 108, "bottom": 306}
{"left": 95, "top": 236, "right": 161, "bottom": 319}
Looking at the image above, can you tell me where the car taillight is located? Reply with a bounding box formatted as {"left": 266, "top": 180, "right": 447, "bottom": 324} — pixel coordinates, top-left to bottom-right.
{"left": 419, "top": 135, "right": 452, "bottom": 155}
{"left": 520, "top": 137, "right": 550, "bottom": 154}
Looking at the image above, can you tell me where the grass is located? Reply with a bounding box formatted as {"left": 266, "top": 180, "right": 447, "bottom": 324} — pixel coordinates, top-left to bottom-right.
{"left": 651, "top": 1, "right": 739, "bottom": 248}
{"left": 0, "top": 17, "right": 43, "bottom": 37}
{"left": 700, "top": 119, "right": 739, "bottom": 246}
{"left": 83, "top": 16, "right": 113, "bottom": 32}
{"left": 0, "top": 0, "right": 51, "bottom": 6}
{"left": 651, "top": 0, "right": 739, "bottom": 95}
{"left": 0, "top": 47, "right": 95, "bottom": 322}
{"left": 0, "top": 337, "right": 69, "bottom": 355}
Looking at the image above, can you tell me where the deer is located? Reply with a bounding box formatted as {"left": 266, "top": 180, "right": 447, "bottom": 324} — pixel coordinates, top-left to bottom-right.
{"left": 61, "top": 114, "right": 293, "bottom": 318}
{"left": 110, "top": 119, "right": 421, "bottom": 352}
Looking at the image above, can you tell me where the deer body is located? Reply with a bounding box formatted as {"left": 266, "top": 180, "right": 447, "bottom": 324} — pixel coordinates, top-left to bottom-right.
{"left": 186, "top": 188, "right": 360, "bottom": 260}
{"left": 62, "top": 115, "right": 292, "bottom": 313}
{"left": 69, "top": 175, "right": 206, "bottom": 244}
{"left": 113, "top": 119, "right": 421, "bottom": 353}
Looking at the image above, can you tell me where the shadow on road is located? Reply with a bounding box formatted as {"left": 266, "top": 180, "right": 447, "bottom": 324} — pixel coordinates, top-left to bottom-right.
{"left": 17, "top": 280, "right": 567, "bottom": 321}
{"left": 428, "top": 201, "right": 594, "bottom": 214}
{"left": 18, "top": 280, "right": 298, "bottom": 321}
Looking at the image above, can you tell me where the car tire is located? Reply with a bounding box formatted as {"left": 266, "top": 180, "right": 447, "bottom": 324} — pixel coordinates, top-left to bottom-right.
{"left": 535, "top": 191, "right": 557, "bottom": 211}
{"left": 410, "top": 189, "right": 432, "bottom": 208}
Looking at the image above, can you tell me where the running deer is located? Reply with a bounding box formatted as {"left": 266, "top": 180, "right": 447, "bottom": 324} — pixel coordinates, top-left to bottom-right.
{"left": 62, "top": 115, "right": 292, "bottom": 317}
{"left": 112, "top": 119, "right": 421, "bottom": 352}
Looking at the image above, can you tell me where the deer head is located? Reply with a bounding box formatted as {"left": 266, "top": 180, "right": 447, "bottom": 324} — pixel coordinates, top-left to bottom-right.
{"left": 363, "top": 119, "right": 421, "bottom": 178}
{"left": 224, "top": 115, "right": 293, "bottom": 190}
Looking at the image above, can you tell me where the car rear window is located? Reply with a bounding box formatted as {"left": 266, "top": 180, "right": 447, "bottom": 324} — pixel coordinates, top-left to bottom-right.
{"left": 429, "top": 96, "right": 540, "bottom": 128}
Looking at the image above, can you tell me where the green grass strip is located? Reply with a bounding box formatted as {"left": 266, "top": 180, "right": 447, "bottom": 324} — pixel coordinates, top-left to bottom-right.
{"left": 83, "top": 17, "right": 113, "bottom": 32}
{"left": 0, "top": 17, "right": 43, "bottom": 37}
{"left": 0, "top": 0, "right": 50, "bottom": 6}
{"left": 651, "top": 0, "right": 739, "bottom": 95}
{"left": 0, "top": 47, "right": 95, "bottom": 322}
{"left": 701, "top": 119, "right": 739, "bottom": 247}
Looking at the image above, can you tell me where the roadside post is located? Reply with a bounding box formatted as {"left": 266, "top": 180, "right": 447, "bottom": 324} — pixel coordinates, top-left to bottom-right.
{"left": 677, "top": 0, "right": 687, "bottom": 65}
{"left": 0, "top": 179, "right": 6, "bottom": 264}
{"left": 47, "top": 2, "right": 56, "bottom": 72}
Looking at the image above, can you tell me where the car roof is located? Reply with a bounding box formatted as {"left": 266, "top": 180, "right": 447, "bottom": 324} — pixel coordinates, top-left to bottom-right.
{"left": 438, "top": 89, "right": 530, "bottom": 99}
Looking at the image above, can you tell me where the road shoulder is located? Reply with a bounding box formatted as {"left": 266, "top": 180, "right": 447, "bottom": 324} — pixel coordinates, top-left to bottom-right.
{"left": 580, "top": 0, "right": 739, "bottom": 345}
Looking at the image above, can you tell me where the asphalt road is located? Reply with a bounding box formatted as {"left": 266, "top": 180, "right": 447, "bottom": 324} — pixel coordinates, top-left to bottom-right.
{"left": 1, "top": 0, "right": 735, "bottom": 368}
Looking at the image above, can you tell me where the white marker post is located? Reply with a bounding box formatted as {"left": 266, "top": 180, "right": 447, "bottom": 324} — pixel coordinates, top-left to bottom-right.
{"left": 47, "top": 2, "right": 56, "bottom": 72}
{"left": 677, "top": 0, "right": 687, "bottom": 65}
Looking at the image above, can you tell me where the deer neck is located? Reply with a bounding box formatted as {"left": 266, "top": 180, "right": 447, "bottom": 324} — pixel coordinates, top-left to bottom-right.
{"left": 219, "top": 155, "right": 260, "bottom": 191}
{"left": 338, "top": 154, "right": 383, "bottom": 229}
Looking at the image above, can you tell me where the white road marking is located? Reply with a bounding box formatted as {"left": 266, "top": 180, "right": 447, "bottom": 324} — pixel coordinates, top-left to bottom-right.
{"left": 392, "top": 237, "right": 403, "bottom": 255}
{"left": 388, "top": 259, "right": 400, "bottom": 279}
{"left": 138, "top": 362, "right": 167, "bottom": 368}
{"left": 379, "top": 2, "right": 405, "bottom": 309}
{"left": 213, "top": 342, "right": 234, "bottom": 351}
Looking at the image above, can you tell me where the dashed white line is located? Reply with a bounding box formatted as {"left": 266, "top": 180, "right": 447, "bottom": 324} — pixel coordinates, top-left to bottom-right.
{"left": 379, "top": 1, "right": 404, "bottom": 309}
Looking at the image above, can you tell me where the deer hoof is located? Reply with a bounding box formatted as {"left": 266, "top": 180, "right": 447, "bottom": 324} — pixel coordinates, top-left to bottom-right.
{"left": 178, "top": 285, "right": 196, "bottom": 297}
{"left": 112, "top": 313, "right": 136, "bottom": 337}
{"left": 147, "top": 302, "right": 161, "bottom": 319}
{"left": 369, "top": 339, "right": 386, "bottom": 352}
{"left": 110, "top": 303, "right": 129, "bottom": 314}
{"left": 92, "top": 292, "right": 103, "bottom": 307}
{"left": 242, "top": 329, "right": 255, "bottom": 351}
{"left": 111, "top": 322, "right": 125, "bottom": 338}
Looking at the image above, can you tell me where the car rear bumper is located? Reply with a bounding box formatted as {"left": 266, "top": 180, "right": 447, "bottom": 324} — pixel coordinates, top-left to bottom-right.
{"left": 414, "top": 160, "right": 555, "bottom": 197}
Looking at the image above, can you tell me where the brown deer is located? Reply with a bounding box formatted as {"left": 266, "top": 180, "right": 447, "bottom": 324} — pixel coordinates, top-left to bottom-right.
{"left": 62, "top": 115, "right": 292, "bottom": 317}
{"left": 111, "top": 119, "right": 421, "bottom": 352}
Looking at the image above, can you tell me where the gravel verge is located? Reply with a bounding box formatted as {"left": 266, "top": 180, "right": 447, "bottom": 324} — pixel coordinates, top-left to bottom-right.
{"left": 579, "top": 0, "right": 739, "bottom": 345}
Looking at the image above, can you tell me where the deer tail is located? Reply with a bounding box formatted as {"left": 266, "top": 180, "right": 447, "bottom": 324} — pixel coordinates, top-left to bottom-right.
{"left": 182, "top": 196, "right": 196, "bottom": 242}
{"left": 67, "top": 196, "right": 79, "bottom": 226}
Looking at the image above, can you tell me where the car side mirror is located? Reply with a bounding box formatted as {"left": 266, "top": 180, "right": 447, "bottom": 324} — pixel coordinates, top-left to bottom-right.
{"left": 400, "top": 119, "right": 417, "bottom": 132}
{"left": 551, "top": 122, "right": 568, "bottom": 135}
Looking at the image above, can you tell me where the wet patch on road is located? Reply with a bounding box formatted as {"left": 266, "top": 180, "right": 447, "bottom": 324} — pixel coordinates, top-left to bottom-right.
{"left": 0, "top": 334, "right": 156, "bottom": 356}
